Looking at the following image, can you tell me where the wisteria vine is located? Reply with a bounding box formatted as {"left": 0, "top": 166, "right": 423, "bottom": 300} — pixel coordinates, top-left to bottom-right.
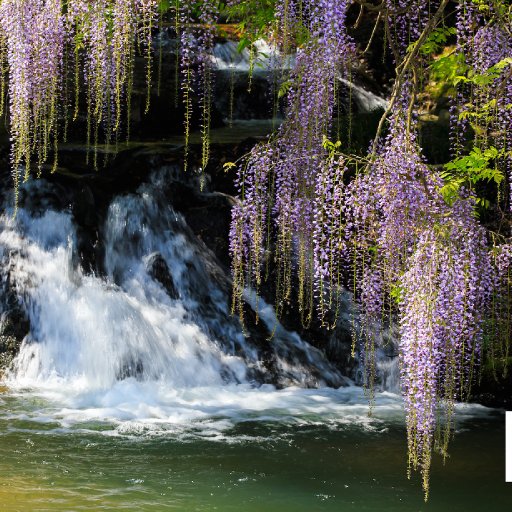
{"left": 228, "top": 0, "right": 511, "bottom": 500}
{"left": 0, "top": 0, "right": 159, "bottom": 186}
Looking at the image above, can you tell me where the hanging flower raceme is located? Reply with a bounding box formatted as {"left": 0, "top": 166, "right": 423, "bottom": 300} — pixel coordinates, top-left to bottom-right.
{"left": 196, "top": 0, "right": 218, "bottom": 172}
{"left": 488, "top": 242, "right": 512, "bottom": 381}
{"left": 470, "top": 22, "right": 512, "bottom": 143}
{"left": 341, "top": 102, "right": 494, "bottom": 497}
{"left": 66, "top": 0, "right": 158, "bottom": 159}
{"left": 449, "top": 0, "right": 479, "bottom": 156}
{"left": 313, "top": 153, "right": 346, "bottom": 322}
{"left": 399, "top": 199, "right": 492, "bottom": 499}
{"left": 70, "top": 0, "right": 111, "bottom": 156}
{"left": 229, "top": 142, "right": 274, "bottom": 322}
{"left": 229, "top": 0, "right": 354, "bottom": 324}
{"left": 344, "top": 110, "right": 440, "bottom": 334}
{"left": 0, "top": 0, "right": 159, "bottom": 184}
{"left": 472, "top": 22, "right": 512, "bottom": 205}
{"left": 274, "top": 0, "right": 301, "bottom": 52}
{"left": 136, "top": 0, "right": 159, "bottom": 114}
{"left": 177, "top": 0, "right": 219, "bottom": 171}
{"left": 451, "top": 1, "right": 512, "bottom": 192}
{"left": 383, "top": 0, "right": 431, "bottom": 58}
{"left": 178, "top": 0, "right": 196, "bottom": 169}
{"left": 0, "top": 0, "right": 65, "bottom": 201}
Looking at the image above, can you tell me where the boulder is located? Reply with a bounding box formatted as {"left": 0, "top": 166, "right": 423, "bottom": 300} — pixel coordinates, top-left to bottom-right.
{"left": 146, "top": 252, "right": 179, "bottom": 300}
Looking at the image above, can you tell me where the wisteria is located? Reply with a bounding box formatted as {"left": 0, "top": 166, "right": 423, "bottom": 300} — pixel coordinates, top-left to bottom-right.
{"left": 399, "top": 198, "right": 492, "bottom": 498}
{"left": 230, "top": 0, "right": 354, "bottom": 325}
{"left": 0, "top": 0, "right": 64, "bottom": 202}
{"left": 0, "top": 0, "right": 158, "bottom": 178}
{"left": 451, "top": 1, "right": 512, "bottom": 176}
{"left": 177, "top": 0, "right": 218, "bottom": 171}
{"left": 489, "top": 242, "right": 512, "bottom": 375}
{"left": 228, "top": 0, "right": 511, "bottom": 500}
{"left": 344, "top": 110, "right": 441, "bottom": 398}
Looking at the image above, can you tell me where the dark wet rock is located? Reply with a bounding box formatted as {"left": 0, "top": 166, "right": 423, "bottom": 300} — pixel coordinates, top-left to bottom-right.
{"left": 0, "top": 258, "right": 31, "bottom": 339}
{"left": 180, "top": 192, "right": 236, "bottom": 266}
{"left": 0, "top": 309, "right": 30, "bottom": 342}
{"left": 74, "top": 226, "right": 100, "bottom": 275}
{"left": 214, "top": 71, "right": 278, "bottom": 120}
{"left": 0, "top": 248, "right": 34, "bottom": 373}
{"left": 17, "top": 179, "right": 72, "bottom": 216}
{"left": 0, "top": 335, "right": 19, "bottom": 371}
{"left": 71, "top": 184, "right": 100, "bottom": 273}
{"left": 117, "top": 358, "right": 144, "bottom": 381}
{"left": 470, "top": 371, "right": 512, "bottom": 409}
{"left": 146, "top": 252, "right": 179, "bottom": 300}
{"left": 73, "top": 185, "right": 96, "bottom": 228}
{"left": 0, "top": 310, "right": 30, "bottom": 372}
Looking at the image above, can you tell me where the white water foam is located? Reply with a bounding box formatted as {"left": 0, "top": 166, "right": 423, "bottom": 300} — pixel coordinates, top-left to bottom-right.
{"left": 3, "top": 381, "right": 406, "bottom": 439}
{"left": 211, "top": 39, "right": 295, "bottom": 72}
{"left": 211, "top": 40, "right": 388, "bottom": 115}
{"left": 338, "top": 77, "right": 388, "bottom": 113}
{"left": 1, "top": 208, "right": 247, "bottom": 391}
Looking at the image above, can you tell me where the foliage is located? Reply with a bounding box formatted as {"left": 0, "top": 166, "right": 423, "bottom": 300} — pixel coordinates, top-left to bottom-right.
{"left": 228, "top": 0, "right": 511, "bottom": 501}
{"left": 223, "top": 0, "right": 277, "bottom": 51}
{"left": 440, "top": 146, "right": 506, "bottom": 206}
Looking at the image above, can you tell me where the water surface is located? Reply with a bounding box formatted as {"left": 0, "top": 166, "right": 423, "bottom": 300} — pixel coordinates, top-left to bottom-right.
{"left": 0, "top": 385, "right": 509, "bottom": 512}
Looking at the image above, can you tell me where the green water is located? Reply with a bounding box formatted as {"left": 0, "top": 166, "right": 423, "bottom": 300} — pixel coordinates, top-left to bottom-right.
{"left": 0, "top": 390, "right": 510, "bottom": 511}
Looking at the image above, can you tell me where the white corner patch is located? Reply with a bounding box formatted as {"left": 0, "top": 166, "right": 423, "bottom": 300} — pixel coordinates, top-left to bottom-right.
{"left": 507, "top": 412, "right": 512, "bottom": 482}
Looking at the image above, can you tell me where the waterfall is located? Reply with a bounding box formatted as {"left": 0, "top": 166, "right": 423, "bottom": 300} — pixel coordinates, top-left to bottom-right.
{"left": 1, "top": 170, "right": 347, "bottom": 389}
{"left": 0, "top": 169, "right": 410, "bottom": 435}
{"left": 337, "top": 77, "right": 388, "bottom": 113}
{"left": 210, "top": 40, "right": 387, "bottom": 115}
{"left": 211, "top": 40, "right": 295, "bottom": 72}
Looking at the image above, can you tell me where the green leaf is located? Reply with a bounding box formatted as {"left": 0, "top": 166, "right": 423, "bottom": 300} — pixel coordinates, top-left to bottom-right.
{"left": 390, "top": 285, "right": 404, "bottom": 304}
{"left": 223, "top": 162, "right": 237, "bottom": 172}
{"left": 278, "top": 80, "right": 292, "bottom": 99}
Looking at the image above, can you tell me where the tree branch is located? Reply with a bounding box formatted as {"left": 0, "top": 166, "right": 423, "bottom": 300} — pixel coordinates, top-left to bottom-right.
{"left": 368, "top": 0, "right": 451, "bottom": 162}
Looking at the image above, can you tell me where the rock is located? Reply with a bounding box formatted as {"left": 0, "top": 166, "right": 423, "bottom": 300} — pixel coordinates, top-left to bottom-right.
{"left": 0, "top": 334, "right": 20, "bottom": 371}
{"left": 73, "top": 185, "right": 96, "bottom": 228}
{"left": 146, "top": 252, "right": 179, "bottom": 300}
{"left": 117, "top": 358, "right": 144, "bottom": 380}
{"left": 214, "top": 71, "right": 278, "bottom": 120}
{"left": 0, "top": 254, "right": 31, "bottom": 372}
{"left": 470, "top": 370, "right": 512, "bottom": 409}
{"left": 180, "top": 192, "right": 236, "bottom": 267}
{"left": 0, "top": 311, "right": 30, "bottom": 372}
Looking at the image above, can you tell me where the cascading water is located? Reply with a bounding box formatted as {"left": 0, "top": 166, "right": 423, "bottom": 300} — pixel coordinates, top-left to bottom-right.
{"left": 337, "top": 77, "right": 388, "bottom": 113}
{"left": 210, "top": 40, "right": 387, "bottom": 115}
{"left": 0, "top": 168, "right": 402, "bottom": 437}
{"left": 211, "top": 40, "right": 295, "bottom": 72}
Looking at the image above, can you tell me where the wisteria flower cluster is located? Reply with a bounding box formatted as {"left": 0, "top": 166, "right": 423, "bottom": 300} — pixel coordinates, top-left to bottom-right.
{"left": 177, "top": 0, "right": 219, "bottom": 171}
{"left": 451, "top": 1, "right": 511, "bottom": 173}
{"left": 230, "top": 1, "right": 506, "bottom": 499}
{"left": 488, "top": 242, "right": 512, "bottom": 375}
{"left": 0, "top": 0, "right": 158, "bottom": 183}
{"left": 0, "top": 0, "right": 64, "bottom": 200}
{"left": 399, "top": 197, "right": 492, "bottom": 498}
{"left": 230, "top": 0, "right": 354, "bottom": 324}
